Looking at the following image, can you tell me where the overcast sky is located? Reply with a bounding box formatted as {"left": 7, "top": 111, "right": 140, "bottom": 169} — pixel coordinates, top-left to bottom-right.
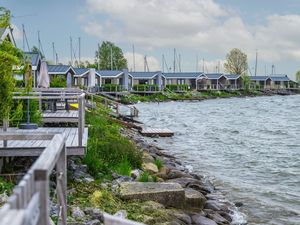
{"left": 3, "top": 0, "right": 300, "bottom": 79}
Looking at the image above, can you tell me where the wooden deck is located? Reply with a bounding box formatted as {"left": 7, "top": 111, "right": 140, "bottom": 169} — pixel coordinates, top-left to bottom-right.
{"left": 42, "top": 110, "right": 79, "bottom": 123}
{"left": 0, "top": 127, "right": 88, "bottom": 156}
{"left": 140, "top": 128, "right": 174, "bottom": 137}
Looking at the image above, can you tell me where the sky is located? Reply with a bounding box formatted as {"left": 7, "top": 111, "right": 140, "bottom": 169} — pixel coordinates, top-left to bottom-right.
{"left": 3, "top": 0, "right": 300, "bottom": 79}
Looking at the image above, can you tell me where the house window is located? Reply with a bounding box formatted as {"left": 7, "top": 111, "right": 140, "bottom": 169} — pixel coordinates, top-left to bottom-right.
{"left": 105, "top": 79, "right": 112, "bottom": 84}
{"left": 139, "top": 80, "right": 148, "bottom": 85}
{"left": 177, "top": 79, "right": 185, "bottom": 85}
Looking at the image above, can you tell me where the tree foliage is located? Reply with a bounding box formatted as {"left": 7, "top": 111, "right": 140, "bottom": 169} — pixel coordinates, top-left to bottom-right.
{"left": 31, "top": 46, "right": 45, "bottom": 59}
{"left": 95, "top": 41, "right": 127, "bottom": 70}
{"left": 0, "top": 8, "right": 23, "bottom": 123}
{"left": 296, "top": 70, "right": 300, "bottom": 82}
{"left": 224, "top": 48, "right": 248, "bottom": 75}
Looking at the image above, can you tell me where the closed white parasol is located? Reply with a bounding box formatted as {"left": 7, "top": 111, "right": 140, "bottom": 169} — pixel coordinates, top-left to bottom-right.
{"left": 38, "top": 61, "right": 50, "bottom": 88}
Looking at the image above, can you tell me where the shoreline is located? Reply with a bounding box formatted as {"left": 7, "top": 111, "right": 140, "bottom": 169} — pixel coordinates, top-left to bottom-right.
{"left": 120, "top": 89, "right": 300, "bottom": 104}
{"left": 123, "top": 127, "right": 247, "bottom": 225}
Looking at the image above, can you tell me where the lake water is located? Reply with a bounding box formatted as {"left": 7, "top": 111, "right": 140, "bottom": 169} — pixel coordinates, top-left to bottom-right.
{"left": 135, "top": 95, "right": 300, "bottom": 225}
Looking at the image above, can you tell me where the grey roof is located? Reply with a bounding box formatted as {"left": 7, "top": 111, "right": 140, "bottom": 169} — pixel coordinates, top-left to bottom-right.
{"left": 204, "top": 73, "right": 225, "bottom": 79}
{"left": 129, "top": 71, "right": 159, "bottom": 79}
{"left": 249, "top": 76, "right": 270, "bottom": 81}
{"left": 225, "top": 74, "right": 241, "bottom": 80}
{"left": 270, "top": 75, "right": 290, "bottom": 82}
{"left": 48, "top": 65, "right": 75, "bottom": 74}
{"left": 163, "top": 72, "right": 203, "bottom": 79}
{"left": 96, "top": 70, "right": 123, "bottom": 78}
{"left": 74, "top": 68, "right": 90, "bottom": 76}
{"left": 24, "top": 52, "right": 41, "bottom": 68}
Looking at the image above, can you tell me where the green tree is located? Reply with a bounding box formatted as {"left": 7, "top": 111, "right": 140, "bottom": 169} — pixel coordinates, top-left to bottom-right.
{"left": 0, "top": 8, "right": 21, "bottom": 127}
{"left": 224, "top": 48, "right": 248, "bottom": 75}
{"left": 95, "top": 41, "right": 127, "bottom": 70}
{"left": 31, "top": 45, "right": 45, "bottom": 59}
{"left": 296, "top": 70, "right": 300, "bottom": 83}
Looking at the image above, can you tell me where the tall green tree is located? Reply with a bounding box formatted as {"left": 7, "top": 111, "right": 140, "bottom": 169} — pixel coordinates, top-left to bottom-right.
{"left": 224, "top": 48, "right": 248, "bottom": 75}
{"left": 296, "top": 70, "right": 300, "bottom": 83}
{"left": 95, "top": 41, "right": 127, "bottom": 70}
{"left": 31, "top": 45, "right": 45, "bottom": 59}
{"left": 0, "top": 8, "right": 21, "bottom": 127}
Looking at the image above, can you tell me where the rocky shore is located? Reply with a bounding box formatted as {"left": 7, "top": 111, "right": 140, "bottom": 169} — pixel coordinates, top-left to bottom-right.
{"left": 61, "top": 126, "right": 245, "bottom": 225}
{"left": 121, "top": 128, "right": 244, "bottom": 225}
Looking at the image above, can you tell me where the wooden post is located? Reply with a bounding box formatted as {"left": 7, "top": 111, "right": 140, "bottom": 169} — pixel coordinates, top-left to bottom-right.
{"left": 56, "top": 144, "right": 67, "bottom": 225}
{"left": 78, "top": 95, "right": 84, "bottom": 146}
{"left": 34, "top": 169, "right": 49, "bottom": 225}
{"left": 116, "top": 103, "right": 119, "bottom": 115}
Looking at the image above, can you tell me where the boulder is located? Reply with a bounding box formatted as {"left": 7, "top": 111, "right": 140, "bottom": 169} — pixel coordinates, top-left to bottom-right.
{"left": 142, "top": 152, "right": 155, "bottom": 163}
{"left": 142, "top": 162, "right": 159, "bottom": 174}
{"left": 84, "top": 208, "right": 103, "bottom": 220}
{"left": 191, "top": 215, "right": 217, "bottom": 225}
{"left": 71, "top": 206, "right": 85, "bottom": 220}
{"left": 166, "top": 170, "right": 193, "bottom": 179}
{"left": 119, "top": 182, "right": 185, "bottom": 208}
{"left": 86, "top": 220, "right": 101, "bottom": 225}
{"left": 207, "top": 212, "right": 229, "bottom": 224}
{"left": 167, "top": 177, "right": 202, "bottom": 187}
{"left": 131, "top": 169, "right": 142, "bottom": 179}
{"left": 168, "top": 210, "right": 192, "bottom": 225}
{"left": 204, "top": 201, "right": 221, "bottom": 211}
{"left": 184, "top": 188, "right": 207, "bottom": 209}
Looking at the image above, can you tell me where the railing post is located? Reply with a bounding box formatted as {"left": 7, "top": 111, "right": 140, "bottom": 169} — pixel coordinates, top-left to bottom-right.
{"left": 39, "top": 92, "right": 42, "bottom": 112}
{"left": 78, "top": 94, "right": 84, "bottom": 146}
{"left": 56, "top": 144, "right": 67, "bottom": 225}
{"left": 34, "top": 169, "right": 49, "bottom": 225}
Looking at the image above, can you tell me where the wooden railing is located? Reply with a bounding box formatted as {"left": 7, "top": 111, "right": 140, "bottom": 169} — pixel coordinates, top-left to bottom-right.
{"left": 0, "top": 133, "right": 67, "bottom": 225}
{"left": 85, "top": 92, "right": 139, "bottom": 118}
{"left": 12, "top": 92, "right": 86, "bottom": 146}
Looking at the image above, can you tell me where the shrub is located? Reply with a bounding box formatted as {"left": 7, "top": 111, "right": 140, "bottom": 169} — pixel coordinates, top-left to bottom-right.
{"left": 133, "top": 84, "right": 159, "bottom": 92}
{"left": 166, "top": 84, "right": 190, "bottom": 91}
{"left": 103, "top": 84, "right": 121, "bottom": 92}
{"left": 50, "top": 75, "right": 66, "bottom": 88}
{"left": 83, "top": 108, "right": 142, "bottom": 178}
{"left": 0, "top": 177, "right": 14, "bottom": 195}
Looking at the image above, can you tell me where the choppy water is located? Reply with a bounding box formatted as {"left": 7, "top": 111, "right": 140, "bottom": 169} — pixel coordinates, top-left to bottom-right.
{"left": 135, "top": 95, "right": 300, "bottom": 225}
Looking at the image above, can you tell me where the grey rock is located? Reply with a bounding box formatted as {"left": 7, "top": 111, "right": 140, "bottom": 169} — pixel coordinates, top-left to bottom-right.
{"left": 167, "top": 177, "right": 202, "bottom": 187}
{"left": 112, "top": 176, "right": 134, "bottom": 186}
{"left": 207, "top": 212, "right": 229, "bottom": 224}
{"left": 86, "top": 219, "right": 101, "bottom": 225}
{"left": 119, "top": 182, "right": 185, "bottom": 208}
{"left": 131, "top": 169, "right": 142, "bottom": 179}
{"left": 167, "top": 170, "right": 193, "bottom": 179}
{"left": 84, "top": 208, "right": 103, "bottom": 220}
{"left": 235, "top": 202, "right": 243, "bottom": 207}
{"left": 218, "top": 212, "right": 232, "bottom": 223}
{"left": 191, "top": 215, "right": 217, "bottom": 225}
{"left": 184, "top": 188, "right": 207, "bottom": 209}
{"left": 169, "top": 211, "right": 192, "bottom": 224}
{"left": 114, "top": 210, "right": 127, "bottom": 218}
{"left": 204, "top": 201, "right": 221, "bottom": 211}
{"left": 72, "top": 206, "right": 85, "bottom": 220}
{"left": 50, "top": 201, "right": 58, "bottom": 217}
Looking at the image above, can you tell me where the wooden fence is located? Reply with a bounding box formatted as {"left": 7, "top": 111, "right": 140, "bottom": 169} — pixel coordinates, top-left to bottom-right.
{"left": 0, "top": 133, "right": 67, "bottom": 225}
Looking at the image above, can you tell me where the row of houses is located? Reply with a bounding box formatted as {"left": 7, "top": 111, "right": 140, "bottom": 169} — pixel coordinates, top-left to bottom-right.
{"left": 25, "top": 51, "right": 293, "bottom": 91}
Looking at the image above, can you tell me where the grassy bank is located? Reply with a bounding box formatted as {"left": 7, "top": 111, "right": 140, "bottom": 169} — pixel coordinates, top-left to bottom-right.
{"left": 83, "top": 105, "right": 142, "bottom": 179}
{"left": 120, "top": 90, "right": 262, "bottom": 104}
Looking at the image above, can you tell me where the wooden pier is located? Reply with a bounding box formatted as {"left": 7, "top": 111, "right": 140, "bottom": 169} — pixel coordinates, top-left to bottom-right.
{"left": 42, "top": 110, "right": 79, "bottom": 123}
{"left": 140, "top": 128, "right": 174, "bottom": 137}
{"left": 0, "top": 127, "right": 88, "bottom": 156}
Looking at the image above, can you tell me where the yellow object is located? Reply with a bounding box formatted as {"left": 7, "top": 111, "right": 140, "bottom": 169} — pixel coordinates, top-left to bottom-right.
{"left": 70, "top": 103, "right": 78, "bottom": 110}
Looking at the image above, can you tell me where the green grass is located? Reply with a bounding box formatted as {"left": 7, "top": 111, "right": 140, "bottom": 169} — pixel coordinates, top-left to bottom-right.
{"left": 83, "top": 106, "right": 142, "bottom": 179}
{"left": 138, "top": 172, "right": 151, "bottom": 182}
{"left": 154, "top": 159, "right": 163, "bottom": 171}
{"left": 0, "top": 177, "right": 14, "bottom": 196}
{"left": 114, "top": 159, "right": 132, "bottom": 177}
